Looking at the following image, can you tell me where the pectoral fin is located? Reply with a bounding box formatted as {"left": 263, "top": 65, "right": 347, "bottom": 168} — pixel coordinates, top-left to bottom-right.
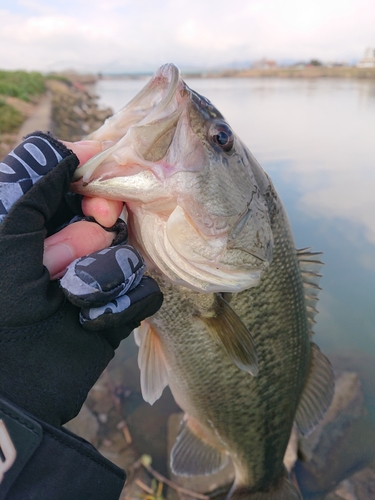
{"left": 200, "top": 294, "right": 258, "bottom": 376}
{"left": 171, "top": 415, "right": 228, "bottom": 476}
{"left": 136, "top": 321, "right": 169, "bottom": 405}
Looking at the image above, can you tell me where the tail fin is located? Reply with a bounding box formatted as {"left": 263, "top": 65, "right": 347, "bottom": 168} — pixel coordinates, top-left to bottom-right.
{"left": 228, "top": 474, "right": 302, "bottom": 500}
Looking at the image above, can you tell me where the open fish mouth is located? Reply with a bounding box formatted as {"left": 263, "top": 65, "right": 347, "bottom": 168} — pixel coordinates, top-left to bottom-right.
{"left": 72, "top": 64, "right": 185, "bottom": 187}
{"left": 71, "top": 63, "right": 273, "bottom": 292}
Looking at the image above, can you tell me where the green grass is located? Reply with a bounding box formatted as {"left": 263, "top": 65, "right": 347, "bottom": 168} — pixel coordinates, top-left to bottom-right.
{"left": 0, "top": 99, "right": 24, "bottom": 133}
{"left": 0, "top": 70, "right": 45, "bottom": 101}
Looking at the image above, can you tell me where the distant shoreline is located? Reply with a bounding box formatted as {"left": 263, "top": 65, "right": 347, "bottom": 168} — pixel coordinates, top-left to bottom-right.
{"left": 214, "top": 66, "right": 375, "bottom": 79}
{"left": 96, "top": 66, "right": 375, "bottom": 81}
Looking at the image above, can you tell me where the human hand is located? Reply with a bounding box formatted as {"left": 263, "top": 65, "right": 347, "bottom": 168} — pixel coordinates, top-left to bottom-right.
{"left": 42, "top": 140, "right": 124, "bottom": 279}
{"left": 0, "top": 132, "right": 162, "bottom": 428}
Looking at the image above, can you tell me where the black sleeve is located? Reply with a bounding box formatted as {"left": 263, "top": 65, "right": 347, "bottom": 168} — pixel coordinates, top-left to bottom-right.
{"left": 0, "top": 395, "right": 125, "bottom": 500}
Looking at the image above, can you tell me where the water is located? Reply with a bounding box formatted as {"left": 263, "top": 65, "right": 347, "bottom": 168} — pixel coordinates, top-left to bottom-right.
{"left": 96, "top": 76, "right": 375, "bottom": 355}
{"left": 94, "top": 76, "right": 375, "bottom": 490}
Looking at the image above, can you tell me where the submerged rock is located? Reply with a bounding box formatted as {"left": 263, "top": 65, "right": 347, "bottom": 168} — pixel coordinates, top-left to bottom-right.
{"left": 324, "top": 462, "right": 375, "bottom": 500}
{"left": 295, "top": 371, "right": 375, "bottom": 498}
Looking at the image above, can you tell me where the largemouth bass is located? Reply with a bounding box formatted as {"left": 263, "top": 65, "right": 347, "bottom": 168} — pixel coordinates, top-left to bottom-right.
{"left": 72, "top": 64, "right": 334, "bottom": 499}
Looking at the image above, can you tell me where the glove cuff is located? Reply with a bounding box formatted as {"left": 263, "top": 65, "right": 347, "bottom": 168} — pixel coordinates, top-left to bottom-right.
{"left": 0, "top": 394, "right": 125, "bottom": 500}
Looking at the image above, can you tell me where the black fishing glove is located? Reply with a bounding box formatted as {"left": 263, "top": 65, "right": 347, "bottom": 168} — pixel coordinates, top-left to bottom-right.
{"left": 0, "top": 133, "right": 162, "bottom": 499}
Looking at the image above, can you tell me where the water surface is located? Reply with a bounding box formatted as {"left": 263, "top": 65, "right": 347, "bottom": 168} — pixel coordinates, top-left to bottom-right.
{"left": 94, "top": 77, "right": 375, "bottom": 482}
{"left": 96, "top": 76, "right": 375, "bottom": 357}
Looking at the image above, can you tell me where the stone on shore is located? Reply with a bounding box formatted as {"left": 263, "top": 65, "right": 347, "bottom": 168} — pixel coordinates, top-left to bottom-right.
{"left": 48, "top": 79, "right": 112, "bottom": 142}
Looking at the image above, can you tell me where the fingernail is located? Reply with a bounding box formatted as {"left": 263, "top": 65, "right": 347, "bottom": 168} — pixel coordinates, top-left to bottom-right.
{"left": 43, "top": 243, "right": 75, "bottom": 279}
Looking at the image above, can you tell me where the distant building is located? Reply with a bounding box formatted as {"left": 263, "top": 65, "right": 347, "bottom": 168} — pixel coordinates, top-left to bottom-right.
{"left": 252, "top": 58, "right": 277, "bottom": 70}
{"left": 358, "top": 47, "right": 375, "bottom": 68}
{"left": 290, "top": 62, "right": 307, "bottom": 70}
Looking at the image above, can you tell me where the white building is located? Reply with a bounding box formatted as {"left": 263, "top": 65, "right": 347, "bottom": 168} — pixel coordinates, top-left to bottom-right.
{"left": 358, "top": 47, "right": 375, "bottom": 68}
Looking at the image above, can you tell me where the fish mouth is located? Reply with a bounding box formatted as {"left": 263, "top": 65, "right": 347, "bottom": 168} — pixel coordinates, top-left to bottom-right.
{"left": 72, "top": 63, "right": 185, "bottom": 186}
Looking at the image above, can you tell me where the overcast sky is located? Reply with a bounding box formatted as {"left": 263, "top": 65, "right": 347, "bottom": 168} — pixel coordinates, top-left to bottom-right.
{"left": 0, "top": 0, "right": 374, "bottom": 73}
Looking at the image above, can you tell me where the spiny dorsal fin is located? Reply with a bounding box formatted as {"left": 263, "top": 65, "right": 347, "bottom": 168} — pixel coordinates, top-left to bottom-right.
{"left": 199, "top": 294, "right": 258, "bottom": 376}
{"left": 297, "top": 248, "right": 323, "bottom": 333}
{"left": 171, "top": 416, "right": 228, "bottom": 476}
{"left": 295, "top": 342, "right": 334, "bottom": 436}
{"left": 136, "top": 321, "right": 169, "bottom": 405}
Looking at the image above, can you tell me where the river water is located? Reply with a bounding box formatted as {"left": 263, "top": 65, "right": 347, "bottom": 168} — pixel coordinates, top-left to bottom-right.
{"left": 93, "top": 75, "right": 375, "bottom": 491}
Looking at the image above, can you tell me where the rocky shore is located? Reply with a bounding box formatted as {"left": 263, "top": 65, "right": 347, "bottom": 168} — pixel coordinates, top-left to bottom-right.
{"left": 47, "top": 78, "right": 112, "bottom": 142}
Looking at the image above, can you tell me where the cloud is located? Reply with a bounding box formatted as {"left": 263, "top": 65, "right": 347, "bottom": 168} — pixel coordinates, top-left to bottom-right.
{"left": 0, "top": 0, "right": 374, "bottom": 71}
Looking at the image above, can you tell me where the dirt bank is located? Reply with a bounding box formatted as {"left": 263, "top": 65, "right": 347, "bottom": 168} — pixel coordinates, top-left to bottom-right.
{"left": 0, "top": 78, "right": 112, "bottom": 159}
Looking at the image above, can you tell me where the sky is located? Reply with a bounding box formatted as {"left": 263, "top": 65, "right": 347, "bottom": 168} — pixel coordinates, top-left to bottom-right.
{"left": 0, "top": 0, "right": 374, "bottom": 73}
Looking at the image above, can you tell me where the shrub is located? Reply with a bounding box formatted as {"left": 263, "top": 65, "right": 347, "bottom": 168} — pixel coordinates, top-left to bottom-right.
{"left": 0, "top": 99, "right": 24, "bottom": 133}
{"left": 0, "top": 70, "right": 45, "bottom": 101}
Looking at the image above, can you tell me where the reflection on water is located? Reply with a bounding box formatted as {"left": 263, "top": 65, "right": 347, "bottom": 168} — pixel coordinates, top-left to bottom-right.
{"left": 93, "top": 76, "right": 375, "bottom": 496}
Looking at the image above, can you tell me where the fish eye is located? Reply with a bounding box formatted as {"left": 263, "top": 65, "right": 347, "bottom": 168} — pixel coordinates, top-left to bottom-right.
{"left": 210, "top": 122, "right": 234, "bottom": 152}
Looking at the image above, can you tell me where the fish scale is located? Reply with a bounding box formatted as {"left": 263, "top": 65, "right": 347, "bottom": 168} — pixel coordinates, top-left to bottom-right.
{"left": 72, "top": 63, "right": 334, "bottom": 499}
{"left": 146, "top": 210, "right": 306, "bottom": 485}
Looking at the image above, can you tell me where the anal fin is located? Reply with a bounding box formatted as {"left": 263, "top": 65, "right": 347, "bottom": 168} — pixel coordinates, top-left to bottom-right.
{"left": 199, "top": 294, "right": 258, "bottom": 376}
{"left": 171, "top": 415, "right": 228, "bottom": 476}
{"left": 295, "top": 342, "right": 335, "bottom": 435}
{"left": 136, "top": 321, "right": 169, "bottom": 405}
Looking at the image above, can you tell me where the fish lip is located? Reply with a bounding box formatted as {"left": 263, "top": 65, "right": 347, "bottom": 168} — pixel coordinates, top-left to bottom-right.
{"left": 72, "top": 63, "right": 186, "bottom": 184}
{"left": 140, "top": 63, "right": 181, "bottom": 124}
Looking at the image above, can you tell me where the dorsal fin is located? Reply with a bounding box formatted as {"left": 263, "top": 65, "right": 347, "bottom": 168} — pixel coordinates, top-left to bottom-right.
{"left": 297, "top": 248, "right": 323, "bottom": 333}
{"left": 294, "top": 342, "right": 334, "bottom": 436}
{"left": 199, "top": 294, "right": 258, "bottom": 376}
{"left": 171, "top": 415, "right": 228, "bottom": 476}
{"left": 135, "top": 321, "right": 169, "bottom": 405}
